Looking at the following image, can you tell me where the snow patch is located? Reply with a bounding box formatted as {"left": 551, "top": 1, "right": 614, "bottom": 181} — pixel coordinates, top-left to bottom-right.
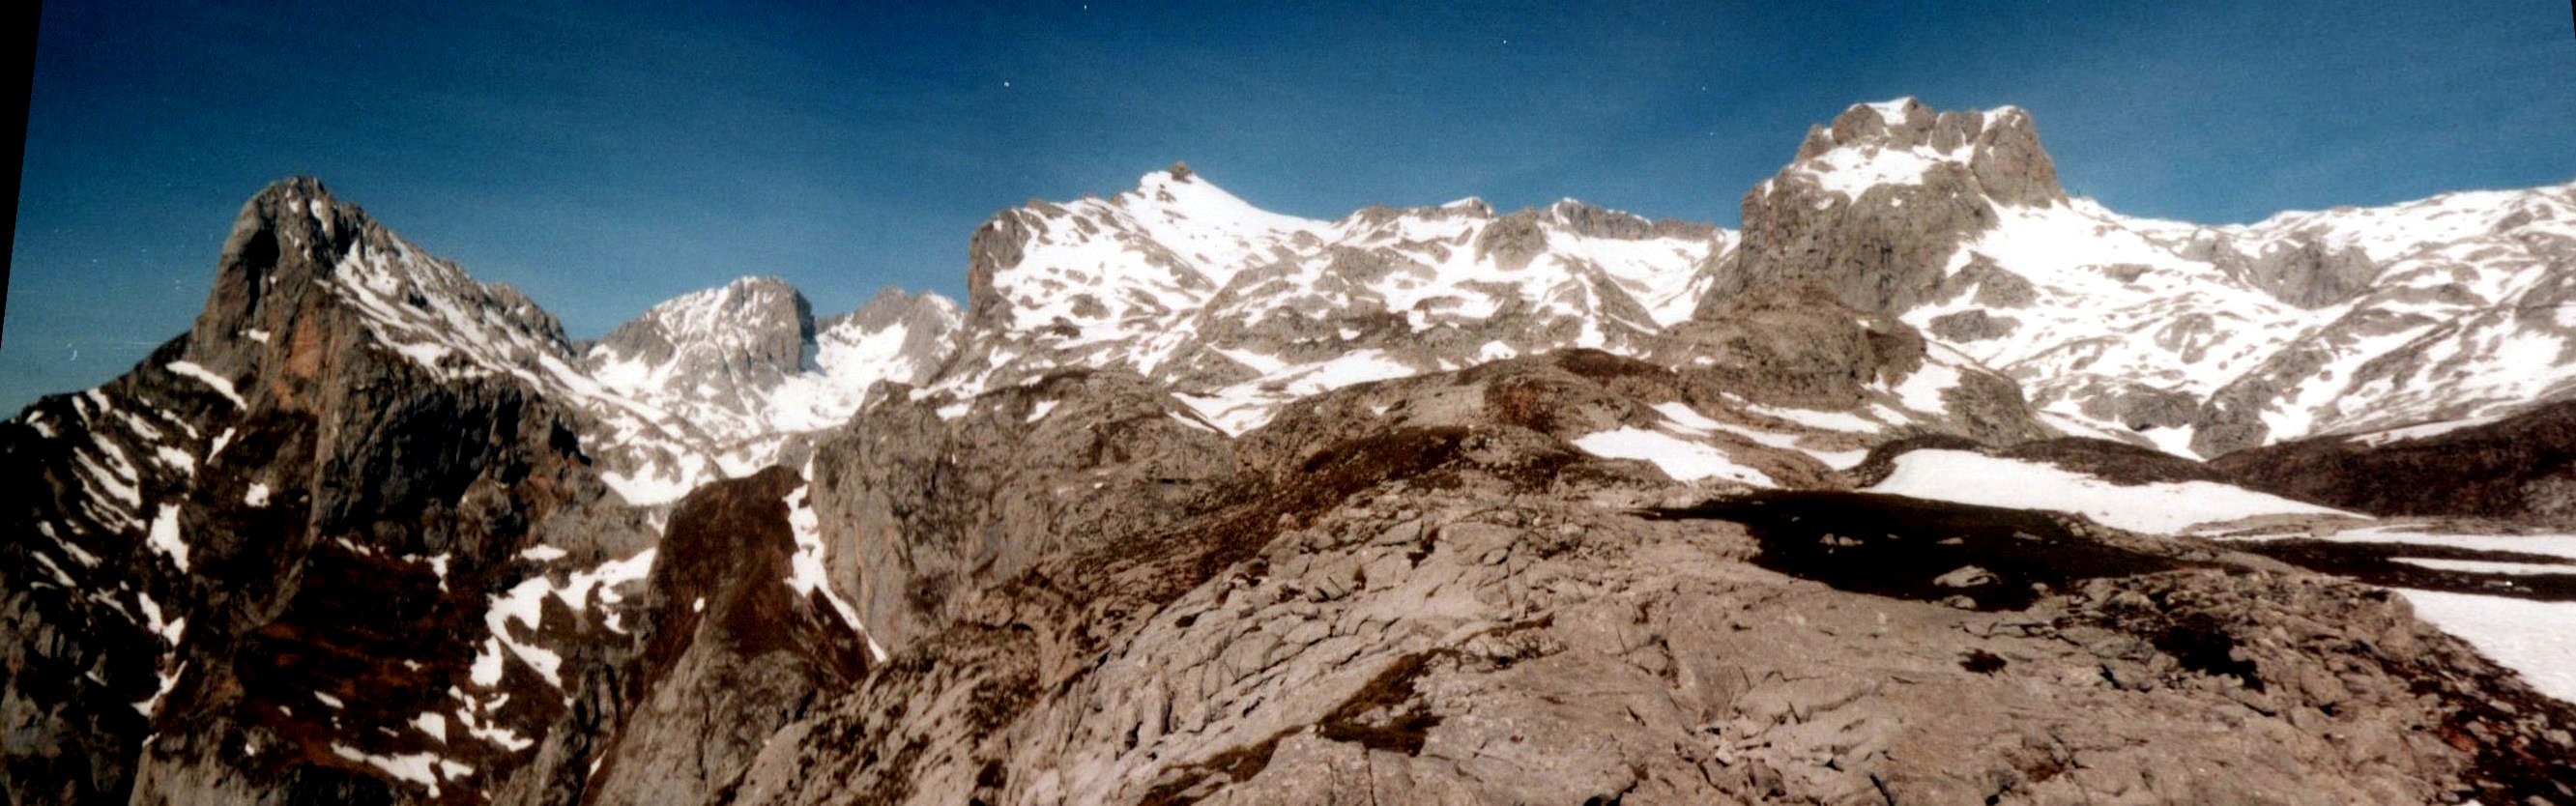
{"left": 1893, "top": 361, "right": 1961, "bottom": 413}
{"left": 1741, "top": 402, "right": 1881, "bottom": 433}
{"left": 330, "top": 744, "right": 449, "bottom": 796}
{"left": 131, "top": 660, "right": 187, "bottom": 718}
{"left": 1571, "top": 428, "right": 1775, "bottom": 486}
{"left": 2231, "top": 528, "right": 2576, "bottom": 561}
{"left": 1864, "top": 449, "right": 2355, "bottom": 533}
{"left": 414, "top": 712, "right": 449, "bottom": 743}
{"left": 147, "top": 504, "right": 190, "bottom": 572}
{"left": 784, "top": 482, "right": 881, "bottom": 662}
{"left": 485, "top": 578, "right": 565, "bottom": 687}
{"left": 2349, "top": 414, "right": 2508, "bottom": 446}
{"left": 2390, "top": 558, "right": 2575, "bottom": 576}
{"left": 2395, "top": 590, "right": 2576, "bottom": 703}
{"left": 164, "top": 361, "right": 246, "bottom": 407}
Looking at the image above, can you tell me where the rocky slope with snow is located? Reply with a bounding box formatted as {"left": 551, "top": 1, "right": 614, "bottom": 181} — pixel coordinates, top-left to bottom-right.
{"left": 10, "top": 97, "right": 2576, "bottom": 806}
{"left": 1720, "top": 99, "right": 2576, "bottom": 457}
{"left": 580, "top": 279, "right": 959, "bottom": 478}
{"left": 0, "top": 181, "right": 920, "bottom": 806}
{"left": 3, "top": 180, "right": 673, "bottom": 805}
{"left": 943, "top": 162, "right": 1737, "bottom": 435}
{"left": 730, "top": 353, "right": 2574, "bottom": 806}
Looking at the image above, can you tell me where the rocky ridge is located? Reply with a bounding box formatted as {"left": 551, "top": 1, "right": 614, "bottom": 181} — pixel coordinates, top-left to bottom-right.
{"left": 581, "top": 278, "right": 961, "bottom": 477}
{"left": 6, "top": 180, "right": 668, "bottom": 805}
{"left": 725, "top": 353, "right": 2575, "bottom": 806}
{"left": 1706, "top": 99, "right": 2576, "bottom": 456}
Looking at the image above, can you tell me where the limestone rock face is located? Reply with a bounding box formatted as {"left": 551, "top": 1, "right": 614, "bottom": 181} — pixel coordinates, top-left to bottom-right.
{"left": 1660, "top": 280, "right": 2050, "bottom": 445}
{"left": 806, "top": 370, "right": 1236, "bottom": 655}
{"left": 579, "top": 468, "right": 870, "bottom": 806}
{"left": 720, "top": 366, "right": 2574, "bottom": 806}
{"left": 7, "top": 179, "right": 658, "bottom": 806}
{"left": 1709, "top": 100, "right": 2063, "bottom": 318}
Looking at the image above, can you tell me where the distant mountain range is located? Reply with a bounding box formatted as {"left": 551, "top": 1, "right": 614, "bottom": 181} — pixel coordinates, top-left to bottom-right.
{"left": 7, "top": 100, "right": 2571, "bottom": 805}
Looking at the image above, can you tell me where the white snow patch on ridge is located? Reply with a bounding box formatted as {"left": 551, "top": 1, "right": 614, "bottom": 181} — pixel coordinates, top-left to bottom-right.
{"left": 147, "top": 504, "right": 190, "bottom": 571}
{"left": 2395, "top": 590, "right": 2576, "bottom": 704}
{"left": 164, "top": 361, "right": 246, "bottom": 407}
{"left": 1572, "top": 428, "right": 1774, "bottom": 486}
{"left": 483, "top": 577, "right": 567, "bottom": 687}
{"left": 2225, "top": 528, "right": 2576, "bottom": 561}
{"left": 1863, "top": 449, "right": 2354, "bottom": 533}
{"left": 2349, "top": 414, "right": 2508, "bottom": 446}
{"left": 331, "top": 744, "right": 455, "bottom": 797}
{"left": 783, "top": 481, "right": 885, "bottom": 663}
{"left": 2390, "top": 558, "right": 2575, "bottom": 576}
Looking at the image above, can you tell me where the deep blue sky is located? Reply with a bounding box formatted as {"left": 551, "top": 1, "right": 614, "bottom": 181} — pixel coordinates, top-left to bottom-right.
{"left": 10, "top": 1, "right": 2573, "bottom": 410}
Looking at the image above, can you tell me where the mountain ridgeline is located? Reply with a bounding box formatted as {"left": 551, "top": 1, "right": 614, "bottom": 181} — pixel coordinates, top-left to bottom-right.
{"left": 7, "top": 101, "right": 2574, "bottom": 805}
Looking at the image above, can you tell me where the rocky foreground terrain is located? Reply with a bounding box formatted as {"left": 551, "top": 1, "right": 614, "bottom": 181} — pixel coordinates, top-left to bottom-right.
{"left": 7, "top": 100, "right": 2574, "bottom": 805}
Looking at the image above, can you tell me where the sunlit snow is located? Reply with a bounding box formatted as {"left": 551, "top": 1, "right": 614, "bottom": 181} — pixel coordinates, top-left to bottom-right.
{"left": 2396, "top": 590, "right": 2576, "bottom": 703}
{"left": 1571, "top": 427, "right": 1775, "bottom": 486}
{"left": 1863, "top": 449, "right": 2354, "bottom": 533}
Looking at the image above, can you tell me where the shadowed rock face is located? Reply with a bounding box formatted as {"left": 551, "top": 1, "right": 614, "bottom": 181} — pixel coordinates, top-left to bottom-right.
{"left": 579, "top": 467, "right": 870, "bottom": 806}
{"left": 6, "top": 179, "right": 653, "bottom": 806}
{"left": 1652, "top": 491, "right": 2199, "bottom": 612}
{"left": 2213, "top": 398, "right": 2576, "bottom": 525}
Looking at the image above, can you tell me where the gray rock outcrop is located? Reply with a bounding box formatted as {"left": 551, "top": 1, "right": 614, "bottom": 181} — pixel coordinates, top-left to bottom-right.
{"left": 721, "top": 365, "right": 2574, "bottom": 806}
{"left": 1706, "top": 100, "right": 2065, "bottom": 318}
{"left": 579, "top": 467, "right": 870, "bottom": 806}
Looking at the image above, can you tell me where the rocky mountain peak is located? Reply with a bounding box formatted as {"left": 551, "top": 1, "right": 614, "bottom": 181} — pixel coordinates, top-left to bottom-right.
{"left": 840, "top": 285, "right": 956, "bottom": 332}
{"left": 1788, "top": 99, "right": 2062, "bottom": 208}
{"left": 1708, "top": 101, "right": 2065, "bottom": 317}
{"left": 186, "top": 177, "right": 367, "bottom": 382}
{"left": 815, "top": 287, "right": 961, "bottom": 392}
{"left": 181, "top": 176, "right": 586, "bottom": 417}
{"left": 18, "top": 111, "right": 2576, "bottom": 805}
{"left": 589, "top": 275, "right": 816, "bottom": 379}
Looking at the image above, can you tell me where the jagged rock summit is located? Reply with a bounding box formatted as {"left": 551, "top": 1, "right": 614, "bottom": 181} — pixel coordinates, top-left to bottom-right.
{"left": 1718, "top": 98, "right": 2065, "bottom": 316}
{"left": 1702, "top": 101, "right": 2576, "bottom": 456}
{"left": 581, "top": 277, "right": 960, "bottom": 473}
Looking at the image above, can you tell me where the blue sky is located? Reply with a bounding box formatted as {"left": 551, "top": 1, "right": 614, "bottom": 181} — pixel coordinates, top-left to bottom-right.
{"left": 9, "top": 0, "right": 2573, "bottom": 410}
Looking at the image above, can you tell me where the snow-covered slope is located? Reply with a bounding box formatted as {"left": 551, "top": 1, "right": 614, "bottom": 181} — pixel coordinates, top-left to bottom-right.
{"left": 1726, "top": 98, "right": 2576, "bottom": 457}
{"left": 1955, "top": 182, "right": 2576, "bottom": 456}
{"left": 943, "top": 164, "right": 1730, "bottom": 432}
{"left": 567, "top": 101, "right": 2570, "bottom": 464}
{"left": 1862, "top": 448, "right": 2356, "bottom": 533}
{"left": 581, "top": 278, "right": 958, "bottom": 476}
